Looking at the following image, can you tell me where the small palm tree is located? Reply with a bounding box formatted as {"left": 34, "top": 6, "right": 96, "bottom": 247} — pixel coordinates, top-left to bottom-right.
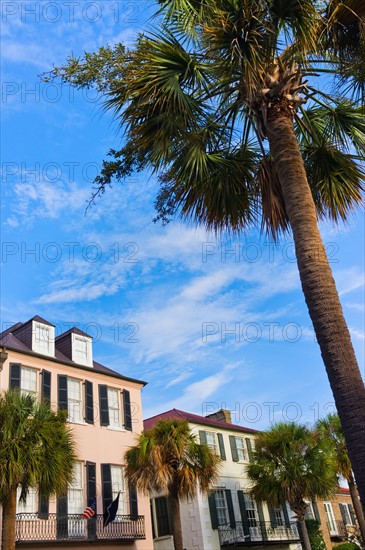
{"left": 247, "top": 422, "right": 338, "bottom": 550}
{"left": 0, "top": 390, "right": 77, "bottom": 550}
{"left": 124, "top": 418, "right": 220, "bottom": 550}
{"left": 316, "top": 414, "right": 365, "bottom": 544}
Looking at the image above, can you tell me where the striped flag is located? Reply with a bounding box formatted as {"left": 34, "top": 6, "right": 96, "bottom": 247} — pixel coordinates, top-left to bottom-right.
{"left": 81, "top": 498, "right": 96, "bottom": 520}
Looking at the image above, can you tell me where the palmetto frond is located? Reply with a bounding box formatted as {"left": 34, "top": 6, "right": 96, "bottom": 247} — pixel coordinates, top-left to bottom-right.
{"left": 0, "top": 391, "right": 76, "bottom": 502}
{"left": 247, "top": 423, "right": 337, "bottom": 519}
{"left": 124, "top": 419, "right": 220, "bottom": 499}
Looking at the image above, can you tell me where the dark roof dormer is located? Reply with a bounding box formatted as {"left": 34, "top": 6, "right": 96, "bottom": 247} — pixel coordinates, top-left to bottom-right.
{"left": 12, "top": 316, "right": 55, "bottom": 357}
{"left": 55, "top": 327, "right": 93, "bottom": 367}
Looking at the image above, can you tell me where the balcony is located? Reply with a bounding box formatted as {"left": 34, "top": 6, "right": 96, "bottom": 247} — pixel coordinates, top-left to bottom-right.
{"left": 16, "top": 514, "right": 145, "bottom": 544}
{"left": 218, "top": 521, "right": 300, "bottom": 547}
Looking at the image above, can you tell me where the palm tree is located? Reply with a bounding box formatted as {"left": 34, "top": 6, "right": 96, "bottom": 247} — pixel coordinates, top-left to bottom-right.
{"left": 0, "top": 390, "right": 77, "bottom": 550}
{"left": 124, "top": 418, "right": 220, "bottom": 550}
{"left": 246, "top": 422, "right": 338, "bottom": 550}
{"left": 44, "top": 0, "right": 365, "bottom": 509}
{"left": 316, "top": 414, "right": 365, "bottom": 544}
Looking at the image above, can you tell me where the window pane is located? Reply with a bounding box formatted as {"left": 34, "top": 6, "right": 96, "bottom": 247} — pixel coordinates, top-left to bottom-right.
{"left": 235, "top": 437, "right": 246, "bottom": 461}
{"left": 68, "top": 462, "right": 84, "bottom": 514}
{"left": 111, "top": 465, "right": 126, "bottom": 515}
{"left": 16, "top": 487, "right": 36, "bottom": 514}
{"left": 67, "top": 378, "right": 82, "bottom": 423}
{"left": 108, "top": 388, "right": 121, "bottom": 428}
{"left": 20, "top": 366, "right": 37, "bottom": 397}
{"left": 215, "top": 490, "right": 228, "bottom": 525}
{"left": 206, "top": 432, "right": 217, "bottom": 453}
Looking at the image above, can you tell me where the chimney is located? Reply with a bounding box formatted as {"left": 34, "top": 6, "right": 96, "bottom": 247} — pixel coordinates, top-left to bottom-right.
{"left": 205, "top": 409, "right": 232, "bottom": 424}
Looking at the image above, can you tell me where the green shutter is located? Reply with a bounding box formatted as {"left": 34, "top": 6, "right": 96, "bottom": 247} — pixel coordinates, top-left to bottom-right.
{"left": 129, "top": 482, "right": 138, "bottom": 520}
{"left": 58, "top": 375, "right": 68, "bottom": 411}
{"left": 245, "top": 438, "right": 253, "bottom": 461}
{"left": 348, "top": 504, "right": 356, "bottom": 525}
{"left": 98, "top": 385, "right": 109, "bottom": 426}
{"left": 237, "top": 491, "right": 251, "bottom": 541}
{"left": 101, "top": 464, "right": 112, "bottom": 514}
{"left": 217, "top": 433, "right": 226, "bottom": 460}
{"left": 38, "top": 493, "right": 49, "bottom": 519}
{"left": 257, "top": 501, "right": 268, "bottom": 541}
{"left": 229, "top": 435, "right": 238, "bottom": 461}
{"left": 199, "top": 430, "right": 207, "bottom": 445}
{"left": 123, "top": 389, "right": 132, "bottom": 431}
{"left": 312, "top": 501, "right": 321, "bottom": 524}
{"left": 86, "top": 462, "right": 96, "bottom": 539}
{"left": 41, "top": 370, "right": 51, "bottom": 404}
{"left": 268, "top": 505, "right": 278, "bottom": 528}
{"left": 56, "top": 495, "right": 68, "bottom": 539}
{"left": 339, "top": 503, "right": 347, "bottom": 524}
{"left": 225, "top": 490, "right": 236, "bottom": 528}
{"left": 281, "top": 502, "right": 290, "bottom": 526}
{"left": 85, "top": 381, "right": 94, "bottom": 424}
{"left": 9, "top": 363, "right": 21, "bottom": 389}
{"left": 208, "top": 492, "right": 219, "bottom": 529}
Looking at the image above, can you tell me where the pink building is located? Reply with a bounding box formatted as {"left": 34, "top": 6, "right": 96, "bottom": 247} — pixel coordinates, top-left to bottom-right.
{"left": 0, "top": 315, "right": 153, "bottom": 550}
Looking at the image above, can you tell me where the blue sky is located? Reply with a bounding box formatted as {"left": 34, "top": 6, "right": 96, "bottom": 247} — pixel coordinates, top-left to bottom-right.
{"left": 1, "top": 0, "right": 364, "bottom": 429}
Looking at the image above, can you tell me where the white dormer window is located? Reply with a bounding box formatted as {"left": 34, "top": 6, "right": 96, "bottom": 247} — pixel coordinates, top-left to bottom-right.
{"left": 72, "top": 334, "right": 92, "bottom": 367}
{"left": 32, "top": 321, "right": 55, "bottom": 357}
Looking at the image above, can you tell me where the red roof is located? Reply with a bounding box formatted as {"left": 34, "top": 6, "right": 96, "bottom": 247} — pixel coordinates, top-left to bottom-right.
{"left": 144, "top": 408, "right": 259, "bottom": 434}
{"left": 337, "top": 486, "right": 350, "bottom": 494}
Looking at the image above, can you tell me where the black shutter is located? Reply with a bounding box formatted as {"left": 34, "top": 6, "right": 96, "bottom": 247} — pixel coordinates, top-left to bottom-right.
{"left": 38, "top": 493, "right": 49, "bottom": 519}
{"left": 129, "top": 482, "right": 138, "bottom": 520}
{"left": 225, "top": 490, "right": 236, "bottom": 528}
{"left": 257, "top": 501, "right": 268, "bottom": 541}
{"left": 58, "top": 375, "right": 68, "bottom": 411}
{"left": 237, "top": 491, "right": 251, "bottom": 541}
{"left": 229, "top": 435, "right": 239, "bottom": 461}
{"left": 312, "top": 501, "right": 321, "bottom": 524}
{"left": 101, "top": 464, "right": 112, "bottom": 514}
{"left": 41, "top": 370, "right": 51, "bottom": 404}
{"left": 56, "top": 495, "right": 68, "bottom": 539}
{"left": 268, "top": 505, "right": 278, "bottom": 528}
{"left": 9, "top": 363, "right": 21, "bottom": 389}
{"left": 99, "top": 385, "right": 109, "bottom": 426}
{"left": 86, "top": 462, "right": 97, "bottom": 539}
{"left": 84, "top": 381, "right": 94, "bottom": 424}
{"left": 217, "top": 433, "right": 226, "bottom": 460}
{"left": 245, "top": 438, "right": 253, "bottom": 462}
{"left": 208, "top": 492, "right": 219, "bottom": 529}
{"left": 199, "top": 431, "right": 207, "bottom": 445}
{"left": 123, "top": 389, "right": 132, "bottom": 431}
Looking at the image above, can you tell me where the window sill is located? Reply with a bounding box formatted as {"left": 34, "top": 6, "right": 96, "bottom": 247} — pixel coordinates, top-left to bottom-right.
{"left": 154, "top": 535, "right": 173, "bottom": 541}
{"left": 107, "top": 426, "right": 125, "bottom": 432}
{"left": 68, "top": 419, "right": 87, "bottom": 426}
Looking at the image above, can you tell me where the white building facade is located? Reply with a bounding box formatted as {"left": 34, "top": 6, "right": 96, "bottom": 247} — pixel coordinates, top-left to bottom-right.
{"left": 145, "top": 408, "right": 301, "bottom": 550}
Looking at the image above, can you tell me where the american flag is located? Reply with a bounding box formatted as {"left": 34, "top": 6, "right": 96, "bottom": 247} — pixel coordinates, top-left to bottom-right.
{"left": 81, "top": 498, "right": 96, "bottom": 520}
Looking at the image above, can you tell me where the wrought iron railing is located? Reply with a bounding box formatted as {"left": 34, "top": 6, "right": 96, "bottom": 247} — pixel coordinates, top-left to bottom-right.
{"left": 15, "top": 513, "right": 145, "bottom": 543}
{"left": 218, "top": 521, "right": 300, "bottom": 546}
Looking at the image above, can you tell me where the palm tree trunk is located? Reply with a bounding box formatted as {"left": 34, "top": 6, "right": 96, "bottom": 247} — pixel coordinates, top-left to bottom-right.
{"left": 169, "top": 487, "right": 184, "bottom": 550}
{"left": 348, "top": 473, "right": 365, "bottom": 544}
{"left": 2, "top": 489, "right": 17, "bottom": 550}
{"left": 265, "top": 102, "right": 365, "bottom": 515}
{"left": 299, "top": 518, "right": 312, "bottom": 550}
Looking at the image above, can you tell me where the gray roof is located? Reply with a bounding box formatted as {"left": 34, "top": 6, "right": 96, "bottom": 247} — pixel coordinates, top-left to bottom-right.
{"left": 0, "top": 318, "right": 147, "bottom": 386}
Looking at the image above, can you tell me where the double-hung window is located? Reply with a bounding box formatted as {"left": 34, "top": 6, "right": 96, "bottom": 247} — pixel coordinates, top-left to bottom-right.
{"left": 229, "top": 435, "right": 246, "bottom": 462}
{"left": 340, "top": 503, "right": 355, "bottom": 526}
{"left": 10, "top": 363, "right": 38, "bottom": 398}
{"left": 215, "top": 490, "right": 229, "bottom": 525}
{"left": 324, "top": 502, "right": 338, "bottom": 535}
{"left": 67, "top": 377, "right": 83, "bottom": 423}
{"left": 99, "top": 386, "right": 132, "bottom": 430}
{"left": 108, "top": 388, "right": 122, "bottom": 429}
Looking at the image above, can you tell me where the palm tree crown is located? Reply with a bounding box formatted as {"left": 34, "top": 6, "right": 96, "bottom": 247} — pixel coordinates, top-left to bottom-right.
{"left": 125, "top": 418, "right": 220, "bottom": 550}
{"left": 247, "top": 422, "right": 338, "bottom": 550}
{"left": 0, "top": 390, "right": 77, "bottom": 550}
